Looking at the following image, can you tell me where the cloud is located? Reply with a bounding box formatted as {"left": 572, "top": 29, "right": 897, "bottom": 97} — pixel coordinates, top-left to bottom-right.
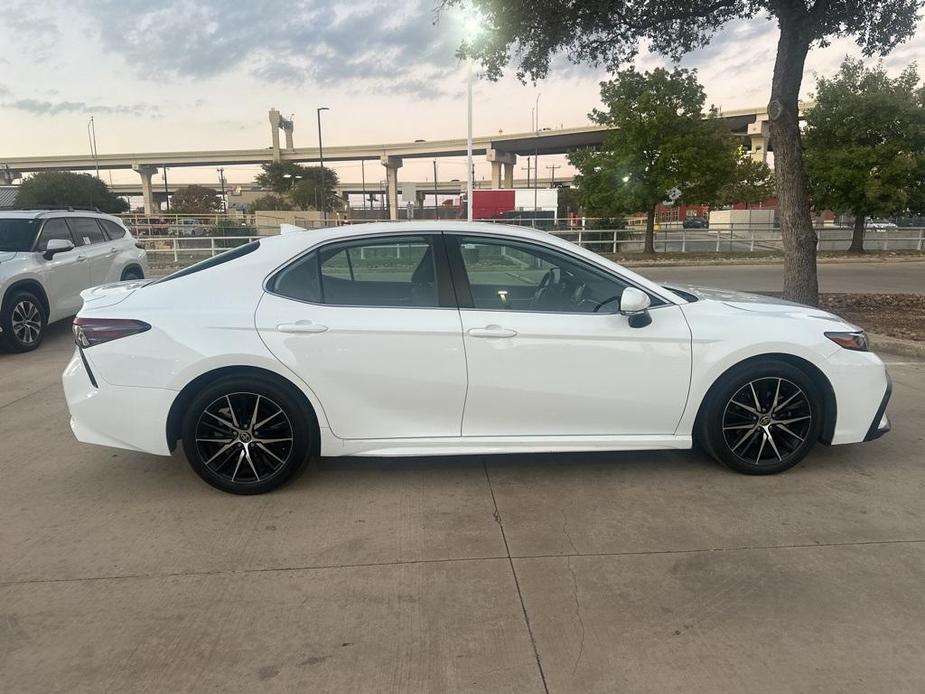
{"left": 73, "top": 0, "right": 465, "bottom": 99}
{"left": 2, "top": 98, "right": 160, "bottom": 117}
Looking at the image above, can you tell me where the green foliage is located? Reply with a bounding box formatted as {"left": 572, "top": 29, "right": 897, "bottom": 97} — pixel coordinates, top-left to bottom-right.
{"left": 718, "top": 150, "right": 776, "bottom": 206}
{"left": 804, "top": 58, "right": 925, "bottom": 221}
{"left": 255, "top": 162, "right": 310, "bottom": 194}
{"left": 286, "top": 167, "right": 340, "bottom": 211}
{"left": 15, "top": 172, "right": 128, "bottom": 213}
{"left": 171, "top": 185, "right": 222, "bottom": 213}
{"left": 250, "top": 194, "right": 293, "bottom": 211}
{"left": 448, "top": 1, "right": 921, "bottom": 83}
{"left": 569, "top": 67, "right": 737, "bottom": 249}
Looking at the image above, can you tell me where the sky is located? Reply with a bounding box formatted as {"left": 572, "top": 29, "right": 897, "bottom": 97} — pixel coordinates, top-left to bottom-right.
{"left": 1, "top": 0, "right": 924, "bottom": 188}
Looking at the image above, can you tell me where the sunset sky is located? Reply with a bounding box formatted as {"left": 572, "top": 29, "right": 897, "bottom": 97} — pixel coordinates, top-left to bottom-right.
{"left": 2, "top": 0, "right": 923, "bottom": 186}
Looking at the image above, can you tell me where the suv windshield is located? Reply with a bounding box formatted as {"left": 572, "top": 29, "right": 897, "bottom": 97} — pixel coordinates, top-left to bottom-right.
{"left": 0, "top": 218, "right": 40, "bottom": 252}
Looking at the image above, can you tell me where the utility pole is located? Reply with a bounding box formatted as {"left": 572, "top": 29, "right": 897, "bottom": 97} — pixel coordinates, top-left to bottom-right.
{"left": 521, "top": 161, "right": 532, "bottom": 188}
{"left": 217, "top": 168, "right": 227, "bottom": 212}
{"left": 546, "top": 164, "right": 558, "bottom": 186}
{"left": 533, "top": 93, "right": 540, "bottom": 219}
{"left": 361, "top": 159, "right": 367, "bottom": 216}
{"left": 163, "top": 166, "right": 169, "bottom": 211}
{"left": 432, "top": 159, "right": 439, "bottom": 220}
{"left": 317, "top": 106, "right": 330, "bottom": 224}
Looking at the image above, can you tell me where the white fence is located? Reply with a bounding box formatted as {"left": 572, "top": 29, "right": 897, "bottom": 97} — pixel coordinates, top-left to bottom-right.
{"left": 132, "top": 225, "right": 925, "bottom": 266}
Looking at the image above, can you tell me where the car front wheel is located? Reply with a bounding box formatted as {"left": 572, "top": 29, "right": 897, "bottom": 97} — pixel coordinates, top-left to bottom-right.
{"left": 181, "top": 375, "right": 313, "bottom": 494}
{"left": 701, "top": 360, "right": 823, "bottom": 475}
{"left": 0, "top": 289, "right": 47, "bottom": 353}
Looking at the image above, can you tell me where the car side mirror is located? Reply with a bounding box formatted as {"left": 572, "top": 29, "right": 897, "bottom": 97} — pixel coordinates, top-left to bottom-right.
{"left": 43, "top": 238, "right": 75, "bottom": 260}
{"left": 620, "top": 287, "right": 652, "bottom": 328}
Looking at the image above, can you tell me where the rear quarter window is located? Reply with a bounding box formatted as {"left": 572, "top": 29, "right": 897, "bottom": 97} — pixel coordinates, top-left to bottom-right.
{"left": 150, "top": 241, "right": 260, "bottom": 285}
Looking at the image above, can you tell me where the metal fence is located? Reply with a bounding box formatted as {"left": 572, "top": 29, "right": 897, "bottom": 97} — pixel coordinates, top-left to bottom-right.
{"left": 131, "top": 222, "right": 925, "bottom": 269}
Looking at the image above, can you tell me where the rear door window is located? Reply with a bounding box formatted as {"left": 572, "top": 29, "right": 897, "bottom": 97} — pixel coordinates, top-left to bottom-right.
{"left": 100, "top": 219, "right": 127, "bottom": 240}
{"left": 67, "top": 218, "right": 107, "bottom": 246}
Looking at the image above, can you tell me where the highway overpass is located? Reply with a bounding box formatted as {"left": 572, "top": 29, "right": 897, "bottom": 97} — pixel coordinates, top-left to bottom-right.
{"left": 2, "top": 105, "right": 797, "bottom": 216}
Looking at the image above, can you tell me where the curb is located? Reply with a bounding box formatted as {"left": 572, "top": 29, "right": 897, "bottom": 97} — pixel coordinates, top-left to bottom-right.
{"left": 869, "top": 333, "right": 925, "bottom": 359}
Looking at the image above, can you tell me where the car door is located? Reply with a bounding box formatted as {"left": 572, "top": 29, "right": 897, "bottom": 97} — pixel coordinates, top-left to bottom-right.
{"left": 34, "top": 218, "right": 89, "bottom": 319}
{"left": 255, "top": 233, "right": 468, "bottom": 440}
{"left": 447, "top": 233, "right": 692, "bottom": 437}
{"left": 66, "top": 217, "right": 113, "bottom": 286}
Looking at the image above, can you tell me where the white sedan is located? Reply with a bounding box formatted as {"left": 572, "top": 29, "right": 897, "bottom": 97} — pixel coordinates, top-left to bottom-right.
{"left": 63, "top": 222, "right": 891, "bottom": 494}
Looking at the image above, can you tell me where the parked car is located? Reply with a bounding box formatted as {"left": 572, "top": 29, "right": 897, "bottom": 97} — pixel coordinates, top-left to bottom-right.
{"left": 167, "top": 218, "right": 211, "bottom": 237}
{"left": 63, "top": 222, "right": 890, "bottom": 494}
{"left": 0, "top": 210, "right": 147, "bottom": 352}
{"left": 866, "top": 219, "right": 898, "bottom": 231}
{"left": 682, "top": 216, "right": 709, "bottom": 229}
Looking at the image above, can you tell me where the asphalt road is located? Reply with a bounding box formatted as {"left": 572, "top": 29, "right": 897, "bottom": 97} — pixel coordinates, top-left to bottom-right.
{"left": 640, "top": 260, "right": 925, "bottom": 294}
{"left": 2, "top": 285, "right": 925, "bottom": 692}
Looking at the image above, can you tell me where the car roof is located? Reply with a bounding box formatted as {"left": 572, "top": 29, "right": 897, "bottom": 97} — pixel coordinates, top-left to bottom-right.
{"left": 0, "top": 209, "right": 126, "bottom": 223}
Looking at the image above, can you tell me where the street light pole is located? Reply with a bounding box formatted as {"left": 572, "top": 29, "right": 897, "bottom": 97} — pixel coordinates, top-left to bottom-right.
{"left": 217, "top": 168, "right": 227, "bottom": 212}
{"left": 163, "top": 166, "right": 169, "bottom": 211}
{"left": 466, "top": 58, "right": 474, "bottom": 222}
{"left": 317, "top": 106, "right": 330, "bottom": 224}
{"left": 534, "top": 94, "right": 540, "bottom": 220}
{"left": 87, "top": 116, "right": 100, "bottom": 180}
{"left": 361, "top": 159, "right": 368, "bottom": 216}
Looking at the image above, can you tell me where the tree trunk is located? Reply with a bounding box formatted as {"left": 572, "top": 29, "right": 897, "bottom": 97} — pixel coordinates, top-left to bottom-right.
{"left": 644, "top": 206, "right": 656, "bottom": 254}
{"left": 768, "top": 14, "right": 818, "bottom": 305}
{"left": 849, "top": 214, "right": 865, "bottom": 253}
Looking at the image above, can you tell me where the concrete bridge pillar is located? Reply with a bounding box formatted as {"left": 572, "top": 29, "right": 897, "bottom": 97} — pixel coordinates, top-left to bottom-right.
{"left": 132, "top": 164, "right": 159, "bottom": 215}
{"left": 747, "top": 118, "right": 770, "bottom": 164}
{"left": 380, "top": 155, "right": 403, "bottom": 221}
{"left": 0, "top": 167, "right": 21, "bottom": 185}
{"left": 268, "top": 109, "right": 282, "bottom": 162}
{"left": 487, "top": 149, "right": 517, "bottom": 188}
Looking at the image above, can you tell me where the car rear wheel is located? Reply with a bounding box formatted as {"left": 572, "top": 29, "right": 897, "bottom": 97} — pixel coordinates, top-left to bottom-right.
{"left": 181, "top": 375, "right": 313, "bottom": 494}
{"left": 701, "top": 360, "right": 822, "bottom": 475}
{"left": 0, "top": 289, "right": 46, "bottom": 353}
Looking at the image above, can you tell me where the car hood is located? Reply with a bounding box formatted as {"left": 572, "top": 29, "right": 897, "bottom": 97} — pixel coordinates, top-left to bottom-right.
{"left": 665, "top": 283, "right": 857, "bottom": 327}
{"left": 80, "top": 279, "right": 151, "bottom": 310}
{"left": 0, "top": 251, "right": 18, "bottom": 264}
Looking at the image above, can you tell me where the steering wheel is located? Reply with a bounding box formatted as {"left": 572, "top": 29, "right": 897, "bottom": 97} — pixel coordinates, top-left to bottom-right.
{"left": 592, "top": 295, "right": 622, "bottom": 313}
{"left": 531, "top": 268, "right": 559, "bottom": 308}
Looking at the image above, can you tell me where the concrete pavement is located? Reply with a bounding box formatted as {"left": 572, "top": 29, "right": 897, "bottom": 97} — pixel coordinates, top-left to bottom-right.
{"left": 640, "top": 260, "right": 925, "bottom": 294}
{"left": 2, "top": 306, "right": 925, "bottom": 692}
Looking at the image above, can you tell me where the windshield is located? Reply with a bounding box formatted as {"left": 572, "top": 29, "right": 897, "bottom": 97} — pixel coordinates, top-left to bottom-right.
{"left": 0, "top": 219, "right": 40, "bottom": 252}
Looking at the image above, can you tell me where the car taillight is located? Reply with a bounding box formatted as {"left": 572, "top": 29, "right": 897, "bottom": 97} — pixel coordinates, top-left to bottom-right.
{"left": 73, "top": 318, "right": 151, "bottom": 348}
{"left": 825, "top": 331, "right": 869, "bottom": 352}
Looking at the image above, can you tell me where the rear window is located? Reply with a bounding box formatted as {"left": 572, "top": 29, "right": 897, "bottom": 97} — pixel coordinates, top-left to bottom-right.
{"left": 67, "top": 217, "right": 107, "bottom": 245}
{"left": 100, "top": 219, "right": 127, "bottom": 240}
{"left": 151, "top": 241, "right": 260, "bottom": 285}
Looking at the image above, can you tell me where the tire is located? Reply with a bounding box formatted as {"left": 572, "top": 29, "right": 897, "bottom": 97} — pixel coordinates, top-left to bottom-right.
{"left": 700, "top": 359, "right": 823, "bottom": 475}
{"left": 0, "top": 289, "right": 47, "bottom": 353}
{"left": 181, "top": 375, "right": 314, "bottom": 494}
{"left": 121, "top": 267, "right": 144, "bottom": 281}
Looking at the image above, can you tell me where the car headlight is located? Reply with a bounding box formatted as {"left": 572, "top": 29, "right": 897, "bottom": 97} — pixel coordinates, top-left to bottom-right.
{"left": 825, "top": 330, "right": 869, "bottom": 352}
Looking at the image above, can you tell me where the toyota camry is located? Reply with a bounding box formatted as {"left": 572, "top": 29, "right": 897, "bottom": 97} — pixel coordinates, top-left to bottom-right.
{"left": 63, "top": 222, "right": 891, "bottom": 494}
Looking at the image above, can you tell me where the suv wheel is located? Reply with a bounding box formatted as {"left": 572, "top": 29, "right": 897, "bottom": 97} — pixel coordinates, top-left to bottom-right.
{"left": 701, "top": 360, "right": 822, "bottom": 475}
{"left": 1, "top": 289, "right": 47, "bottom": 353}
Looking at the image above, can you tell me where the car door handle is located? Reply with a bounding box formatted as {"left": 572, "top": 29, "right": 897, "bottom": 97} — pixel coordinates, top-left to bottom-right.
{"left": 276, "top": 321, "right": 329, "bottom": 334}
{"left": 468, "top": 325, "right": 517, "bottom": 338}
{"left": 75, "top": 255, "right": 87, "bottom": 262}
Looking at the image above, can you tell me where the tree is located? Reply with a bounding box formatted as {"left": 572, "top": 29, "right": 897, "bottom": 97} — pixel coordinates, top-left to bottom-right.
{"left": 804, "top": 58, "right": 925, "bottom": 252}
{"left": 255, "top": 161, "right": 310, "bottom": 194}
{"left": 718, "top": 150, "right": 776, "bottom": 207}
{"left": 15, "top": 171, "right": 128, "bottom": 213}
{"left": 447, "top": 0, "right": 922, "bottom": 304}
{"left": 171, "top": 185, "right": 221, "bottom": 213}
{"left": 569, "top": 67, "right": 738, "bottom": 253}
{"left": 286, "top": 167, "right": 340, "bottom": 211}
{"left": 250, "top": 194, "right": 294, "bottom": 211}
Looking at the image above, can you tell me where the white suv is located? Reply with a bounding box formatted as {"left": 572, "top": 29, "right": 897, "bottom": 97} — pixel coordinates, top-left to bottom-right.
{"left": 0, "top": 210, "right": 147, "bottom": 352}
